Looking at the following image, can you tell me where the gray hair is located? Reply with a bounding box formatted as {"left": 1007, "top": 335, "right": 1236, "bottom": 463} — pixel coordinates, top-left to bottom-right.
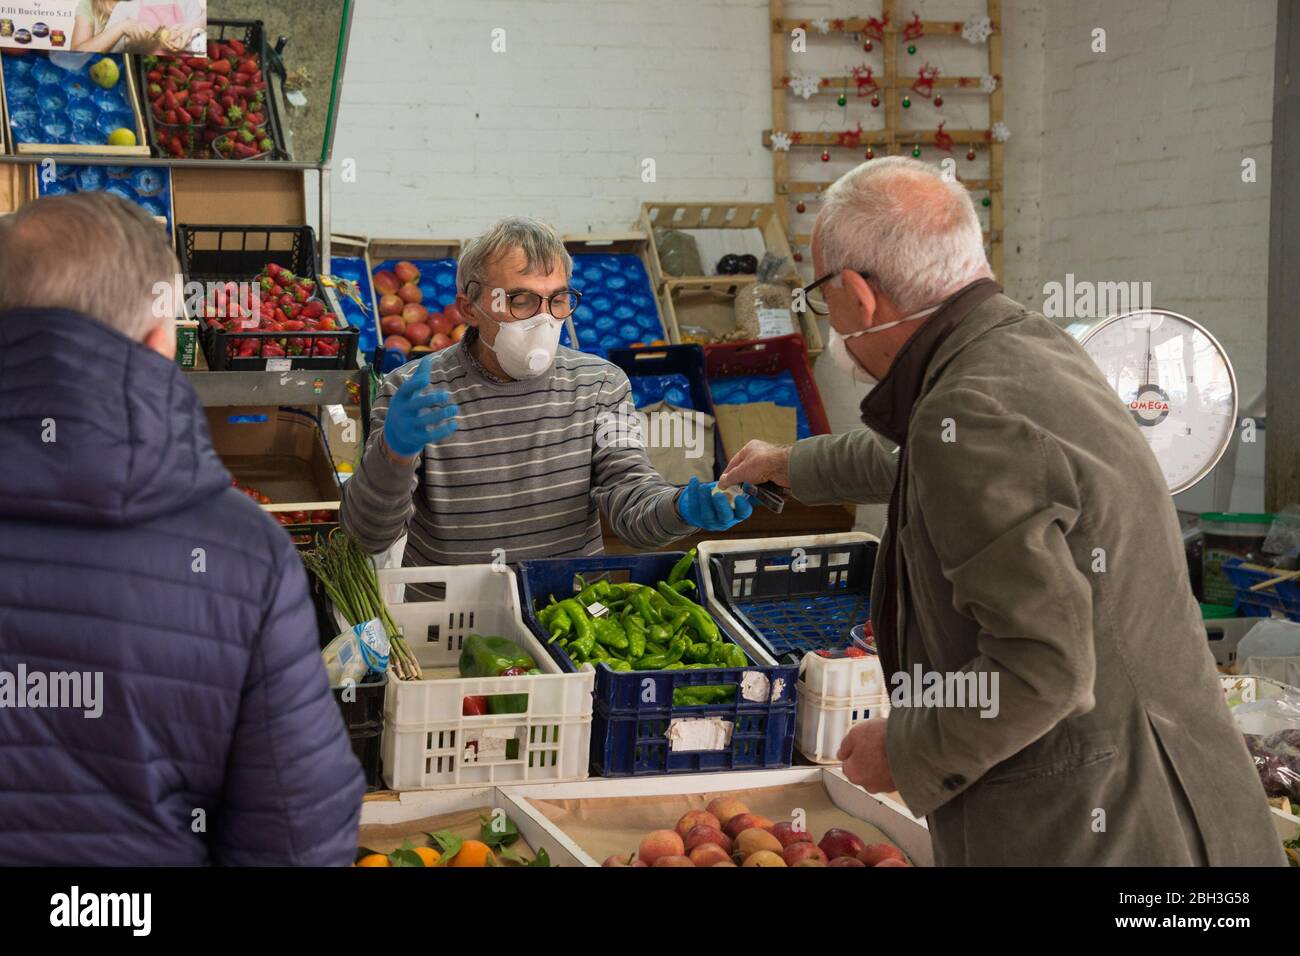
{"left": 457, "top": 217, "right": 572, "bottom": 297}
{"left": 0, "top": 192, "right": 179, "bottom": 341}
{"left": 816, "top": 156, "right": 991, "bottom": 313}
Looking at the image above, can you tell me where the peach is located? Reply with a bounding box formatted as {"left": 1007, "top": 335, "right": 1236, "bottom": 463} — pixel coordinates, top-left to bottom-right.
{"left": 401, "top": 303, "right": 429, "bottom": 325}
{"left": 828, "top": 856, "right": 867, "bottom": 867}
{"left": 397, "top": 283, "right": 423, "bottom": 305}
{"left": 638, "top": 829, "right": 684, "bottom": 866}
{"left": 404, "top": 322, "right": 432, "bottom": 347}
{"left": 770, "top": 822, "right": 813, "bottom": 849}
{"left": 382, "top": 334, "right": 411, "bottom": 354}
{"left": 723, "top": 813, "right": 773, "bottom": 840}
{"left": 858, "top": 843, "right": 905, "bottom": 866}
{"left": 683, "top": 825, "right": 731, "bottom": 855}
{"left": 380, "top": 315, "right": 405, "bottom": 338}
{"left": 875, "top": 858, "right": 909, "bottom": 867}
{"left": 394, "top": 261, "right": 421, "bottom": 285}
{"left": 687, "top": 843, "right": 731, "bottom": 867}
{"left": 373, "top": 270, "right": 400, "bottom": 296}
{"left": 379, "top": 293, "right": 404, "bottom": 317}
{"left": 676, "top": 809, "right": 721, "bottom": 840}
{"left": 734, "top": 828, "right": 783, "bottom": 860}
{"left": 742, "top": 850, "right": 786, "bottom": 867}
{"left": 431, "top": 332, "right": 454, "bottom": 351}
{"left": 705, "top": 797, "right": 749, "bottom": 827}
{"left": 428, "top": 312, "right": 454, "bottom": 336}
{"left": 652, "top": 855, "right": 695, "bottom": 867}
{"left": 783, "top": 842, "right": 828, "bottom": 867}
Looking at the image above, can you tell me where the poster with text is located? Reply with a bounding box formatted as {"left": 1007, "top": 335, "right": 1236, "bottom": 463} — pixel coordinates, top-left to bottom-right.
{"left": 0, "top": 1, "right": 207, "bottom": 55}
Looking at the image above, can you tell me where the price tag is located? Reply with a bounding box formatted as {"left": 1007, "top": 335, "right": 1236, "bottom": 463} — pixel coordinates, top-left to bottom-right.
{"left": 586, "top": 601, "right": 609, "bottom": 619}
{"left": 758, "top": 308, "right": 795, "bottom": 338}
{"left": 266, "top": 358, "right": 291, "bottom": 371}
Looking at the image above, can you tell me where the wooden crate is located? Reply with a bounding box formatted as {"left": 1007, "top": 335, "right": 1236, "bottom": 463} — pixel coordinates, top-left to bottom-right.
{"left": 639, "top": 200, "right": 801, "bottom": 288}
{"left": 660, "top": 276, "right": 824, "bottom": 358}
{"left": 368, "top": 237, "right": 463, "bottom": 265}
{"left": 561, "top": 230, "right": 668, "bottom": 346}
{"left": 6, "top": 53, "right": 150, "bottom": 157}
{"left": 0, "top": 162, "right": 35, "bottom": 213}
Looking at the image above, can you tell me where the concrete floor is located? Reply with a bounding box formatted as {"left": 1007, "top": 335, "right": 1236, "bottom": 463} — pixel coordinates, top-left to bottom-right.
{"left": 210, "top": 0, "right": 348, "bottom": 164}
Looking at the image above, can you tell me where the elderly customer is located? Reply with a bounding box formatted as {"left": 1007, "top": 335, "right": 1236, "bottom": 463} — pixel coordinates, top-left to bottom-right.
{"left": 0, "top": 193, "right": 363, "bottom": 865}
{"left": 342, "top": 217, "right": 750, "bottom": 583}
{"left": 719, "top": 157, "right": 1283, "bottom": 866}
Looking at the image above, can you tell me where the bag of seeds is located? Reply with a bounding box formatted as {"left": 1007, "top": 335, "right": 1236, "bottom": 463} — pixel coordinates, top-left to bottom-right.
{"left": 733, "top": 252, "right": 795, "bottom": 339}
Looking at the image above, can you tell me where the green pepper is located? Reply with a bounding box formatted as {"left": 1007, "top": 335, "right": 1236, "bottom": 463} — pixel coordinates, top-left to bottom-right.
{"left": 558, "top": 598, "right": 592, "bottom": 641}
{"left": 673, "top": 684, "right": 736, "bottom": 706}
{"left": 686, "top": 641, "right": 713, "bottom": 663}
{"left": 648, "top": 624, "right": 672, "bottom": 645}
{"left": 668, "top": 548, "right": 697, "bottom": 584}
{"left": 592, "top": 617, "right": 629, "bottom": 651}
{"left": 683, "top": 605, "right": 720, "bottom": 644}
{"left": 636, "top": 635, "right": 687, "bottom": 670}
{"left": 567, "top": 631, "right": 595, "bottom": 660}
{"left": 670, "top": 579, "right": 697, "bottom": 595}
{"left": 624, "top": 615, "right": 647, "bottom": 659}
{"left": 605, "top": 659, "right": 633, "bottom": 672}
{"left": 632, "top": 590, "right": 661, "bottom": 625}
{"left": 544, "top": 606, "right": 572, "bottom": 644}
{"left": 663, "top": 662, "right": 687, "bottom": 670}
{"left": 656, "top": 581, "right": 688, "bottom": 607}
{"left": 458, "top": 634, "right": 538, "bottom": 714}
{"left": 588, "top": 642, "right": 610, "bottom": 661}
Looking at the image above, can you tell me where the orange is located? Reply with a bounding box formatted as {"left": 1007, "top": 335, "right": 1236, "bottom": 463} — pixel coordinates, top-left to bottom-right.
{"left": 412, "top": 846, "right": 441, "bottom": 867}
{"left": 448, "top": 839, "right": 495, "bottom": 868}
{"left": 356, "top": 853, "right": 389, "bottom": 867}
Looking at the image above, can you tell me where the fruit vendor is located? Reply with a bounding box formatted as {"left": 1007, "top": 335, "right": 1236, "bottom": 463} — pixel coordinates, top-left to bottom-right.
{"left": 719, "top": 157, "right": 1285, "bottom": 867}
{"left": 341, "top": 217, "right": 751, "bottom": 587}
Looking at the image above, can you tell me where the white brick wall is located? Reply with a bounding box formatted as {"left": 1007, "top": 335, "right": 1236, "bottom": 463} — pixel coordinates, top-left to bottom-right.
{"left": 1035, "top": 0, "right": 1275, "bottom": 400}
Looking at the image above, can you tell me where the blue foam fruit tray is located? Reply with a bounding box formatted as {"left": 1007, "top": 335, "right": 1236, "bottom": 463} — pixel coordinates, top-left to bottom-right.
{"left": 36, "top": 164, "right": 172, "bottom": 235}
{"left": 4, "top": 51, "right": 137, "bottom": 148}
{"left": 565, "top": 254, "right": 664, "bottom": 359}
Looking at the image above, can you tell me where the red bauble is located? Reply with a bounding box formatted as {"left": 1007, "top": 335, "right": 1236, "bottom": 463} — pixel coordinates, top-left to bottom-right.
{"left": 933, "top": 95, "right": 944, "bottom": 107}
{"left": 863, "top": 40, "right": 873, "bottom": 52}
{"left": 793, "top": 251, "right": 804, "bottom": 262}
{"left": 865, "top": 146, "right": 875, "bottom": 160}
{"left": 870, "top": 94, "right": 880, "bottom": 107}
{"left": 795, "top": 201, "right": 807, "bottom": 213}
{"left": 966, "top": 147, "right": 977, "bottom": 161}
{"left": 820, "top": 150, "right": 830, "bottom": 162}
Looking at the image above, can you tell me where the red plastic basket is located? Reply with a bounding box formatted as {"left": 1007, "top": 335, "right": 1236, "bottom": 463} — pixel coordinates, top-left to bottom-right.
{"left": 703, "top": 335, "right": 831, "bottom": 448}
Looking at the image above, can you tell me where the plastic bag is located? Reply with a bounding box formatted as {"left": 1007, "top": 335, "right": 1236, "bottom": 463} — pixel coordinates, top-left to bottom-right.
{"left": 322, "top": 618, "right": 390, "bottom": 686}
{"left": 733, "top": 251, "right": 794, "bottom": 339}
{"left": 654, "top": 229, "right": 703, "bottom": 277}
{"left": 1230, "top": 688, "right": 1300, "bottom": 802}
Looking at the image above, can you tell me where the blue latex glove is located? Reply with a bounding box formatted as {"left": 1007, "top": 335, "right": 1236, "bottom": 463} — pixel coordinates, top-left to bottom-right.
{"left": 676, "top": 475, "right": 754, "bottom": 531}
{"left": 383, "top": 354, "right": 460, "bottom": 459}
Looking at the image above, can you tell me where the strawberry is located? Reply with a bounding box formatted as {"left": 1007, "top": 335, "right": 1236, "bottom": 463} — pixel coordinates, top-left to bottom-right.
{"left": 258, "top": 137, "right": 273, "bottom": 153}
{"left": 227, "top": 38, "right": 247, "bottom": 57}
{"left": 237, "top": 58, "right": 259, "bottom": 76}
{"left": 317, "top": 314, "right": 338, "bottom": 331}
{"left": 209, "top": 58, "right": 233, "bottom": 75}
{"left": 226, "top": 105, "right": 243, "bottom": 125}
{"left": 300, "top": 300, "right": 324, "bottom": 320}
{"left": 148, "top": 82, "right": 162, "bottom": 98}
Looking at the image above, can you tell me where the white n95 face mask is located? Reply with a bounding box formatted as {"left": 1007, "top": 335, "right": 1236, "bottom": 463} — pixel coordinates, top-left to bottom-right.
{"left": 827, "top": 302, "right": 943, "bottom": 386}
{"left": 476, "top": 306, "right": 563, "bottom": 379}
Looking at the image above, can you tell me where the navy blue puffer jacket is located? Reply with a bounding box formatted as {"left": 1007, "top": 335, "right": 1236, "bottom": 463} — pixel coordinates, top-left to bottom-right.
{"left": 0, "top": 309, "right": 364, "bottom": 865}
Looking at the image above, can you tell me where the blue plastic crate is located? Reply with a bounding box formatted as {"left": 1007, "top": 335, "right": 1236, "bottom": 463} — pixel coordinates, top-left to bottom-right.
{"left": 330, "top": 254, "right": 379, "bottom": 357}
{"left": 709, "top": 370, "right": 813, "bottom": 440}
{"left": 608, "top": 344, "right": 725, "bottom": 480}
{"left": 565, "top": 253, "right": 665, "bottom": 358}
{"left": 1223, "top": 558, "right": 1300, "bottom": 621}
{"left": 708, "top": 539, "right": 877, "bottom": 664}
{"left": 517, "top": 552, "right": 798, "bottom": 777}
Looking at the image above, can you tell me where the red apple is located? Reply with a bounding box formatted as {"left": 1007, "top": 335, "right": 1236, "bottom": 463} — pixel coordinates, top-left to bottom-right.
{"left": 398, "top": 283, "right": 423, "bottom": 305}
{"left": 783, "top": 843, "right": 828, "bottom": 867}
{"left": 818, "top": 828, "right": 867, "bottom": 862}
{"left": 638, "top": 830, "right": 684, "bottom": 866}
{"left": 828, "top": 856, "right": 867, "bottom": 867}
{"left": 687, "top": 844, "right": 731, "bottom": 868}
{"left": 859, "top": 843, "right": 906, "bottom": 867}
{"left": 683, "top": 825, "right": 731, "bottom": 855}
{"left": 602, "top": 854, "right": 635, "bottom": 867}
{"left": 676, "top": 810, "right": 721, "bottom": 840}
{"left": 380, "top": 315, "right": 406, "bottom": 337}
{"left": 379, "top": 293, "right": 404, "bottom": 317}
{"left": 383, "top": 334, "right": 411, "bottom": 354}
{"left": 723, "top": 813, "right": 773, "bottom": 840}
{"left": 405, "top": 322, "right": 433, "bottom": 347}
{"left": 401, "top": 304, "right": 429, "bottom": 326}
{"left": 428, "top": 312, "right": 454, "bottom": 336}
{"left": 431, "top": 332, "right": 454, "bottom": 351}
{"left": 451, "top": 324, "right": 468, "bottom": 343}
{"left": 770, "top": 822, "right": 814, "bottom": 849}
{"left": 373, "top": 270, "right": 400, "bottom": 295}
{"left": 394, "top": 261, "right": 421, "bottom": 284}
{"left": 442, "top": 302, "right": 463, "bottom": 325}
{"left": 875, "top": 858, "right": 909, "bottom": 867}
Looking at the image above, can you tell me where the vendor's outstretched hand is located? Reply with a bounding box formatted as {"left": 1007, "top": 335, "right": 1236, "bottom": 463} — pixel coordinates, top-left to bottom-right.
{"left": 719, "top": 440, "right": 792, "bottom": 490}
{"left": 677, "top": 475, "right": 753, "bottom": 531}
{"left": 382, "top": 354, "right": 459, "bottom": 461}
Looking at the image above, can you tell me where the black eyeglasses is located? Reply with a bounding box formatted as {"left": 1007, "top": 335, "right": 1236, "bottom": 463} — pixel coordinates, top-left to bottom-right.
{"left": 465, "top": 282, "right": 582, "bottom": 320}
{"left": 796, "top": 270, "right": 871, "bottom": 316}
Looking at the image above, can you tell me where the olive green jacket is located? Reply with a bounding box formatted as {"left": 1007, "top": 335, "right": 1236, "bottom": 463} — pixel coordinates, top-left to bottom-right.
{"left": 790, "top": 293, "right": 1285, "bottom": 866}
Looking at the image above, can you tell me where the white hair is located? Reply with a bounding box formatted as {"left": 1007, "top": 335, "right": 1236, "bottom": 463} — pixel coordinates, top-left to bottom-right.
{"left": 816, "top": 156, "right": 991, "bottom": 313}
{"left": 457, "top": 217, "right": 572, "bottom": 295}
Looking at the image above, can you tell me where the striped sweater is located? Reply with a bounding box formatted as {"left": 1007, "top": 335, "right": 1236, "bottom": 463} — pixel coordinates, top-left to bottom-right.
{"left": 341, "top": 336, "right": 694, "bottom": 577}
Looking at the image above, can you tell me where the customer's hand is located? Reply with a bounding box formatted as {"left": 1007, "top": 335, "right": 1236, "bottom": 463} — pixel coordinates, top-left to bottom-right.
{"left": 382, "top": 355, "right": 459, "bottom": 461}
{"left": 718, "top": 440, "right": 792, "bottom": 490}
{"left": 677, "top": 475, "right": 753, "bottom": 531}
{"left": 837, "top": 719, "right": 896, "bottom": 794}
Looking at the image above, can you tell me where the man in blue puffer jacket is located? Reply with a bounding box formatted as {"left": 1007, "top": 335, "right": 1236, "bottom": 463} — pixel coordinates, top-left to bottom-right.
{"left": 0, "top": 193, "right": 364, "bottom": 865}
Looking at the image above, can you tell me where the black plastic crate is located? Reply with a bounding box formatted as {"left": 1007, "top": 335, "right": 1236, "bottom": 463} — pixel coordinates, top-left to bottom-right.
{"left": 349, "top": 726, "right": 384, "bottom": 791}
{"left": 334, "top": 674, "right": 386, "bottom": 731}
{"left": 708, "top": 538, "right": 877, "bottom": 666}
{"left": 137, "top": 19, "right": 290, "bottom": 161}
{"left": 177, "top": 223, "right": 358, "bottom": 371}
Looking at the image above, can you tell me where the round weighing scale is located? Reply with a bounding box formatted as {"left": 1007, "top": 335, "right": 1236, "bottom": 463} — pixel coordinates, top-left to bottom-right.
{"left": 1066, "top": 309, "right": 1238, "bottom": 495}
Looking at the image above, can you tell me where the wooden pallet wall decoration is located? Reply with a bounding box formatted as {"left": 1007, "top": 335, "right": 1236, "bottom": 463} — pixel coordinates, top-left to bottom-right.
{"left": 767, "top": 0, "right": 1004, "bottom": 279}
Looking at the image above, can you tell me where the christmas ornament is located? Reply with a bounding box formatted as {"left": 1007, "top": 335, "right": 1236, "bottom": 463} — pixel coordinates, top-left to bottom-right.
{"left": 934, "top": 122, "right": 954, "bottom": 153}
{"left": 795, "top": 201, "right": 806, "bottom": 213}
{"left": 831, "top": 19, "right": 846, "bottom": 31}
{"left": 793, "top": 251, "right": 804, "bottom": 263}
{"left": 980, "top": 73, "right": 999, "bottom": 93}
{"left": 863, "top": 39, "right": 874, "bottom": 52}
{"left": 911, "top": 145, "right": 921, "bottom": 157}
{"left": 851, "top": 65, "right": 880, "bottom": 98}
{"left": 902, "top": 95, "right": 911, "bottom": 108}
{"left": 770, "top": 131, "right": 792, "bottom": 152}
{"left": 903, "top": 13, "right": 924, "bottom": 42}
{"left": 790, "top": 73, "right": 822, "bottom": 99}
{"left": 981, "top": 196, "right": 991, "bottom": 207}
{"left": 811, "top": 18, "right": 830, "bottom": 35}
{"left": 966, "top": 146, "right": 977, "bottom": 161}
{"left": 907, "top": 44, "right": 917, "bottom": 55}
{"left": 835, "top": 123, "right": 864, "bottom": 150}
{"left": 865, "top": 146, "right": 875, "bottom": 160}
{"left": 821, "top": 150, "right": 831, "bottom": 162}
{"left": 962, "top": 15, "right": 993, "bottom": 44}
{"left": 990, "top": 121, "right": 1011, "bottom": 143}
{"left": 837, "top": 93, "right": 847, "bottom": 107}
{"left": 864, "top": 14, "right": 888, "bottom": 43}
{"left": 934, "top": 95, "right": 943, "bottom": 107}
{"left": 871, "top": 94, "right": 880, "bottom": 107}
{"left": 911, "top": 63, "right": 940, "bottom": 99}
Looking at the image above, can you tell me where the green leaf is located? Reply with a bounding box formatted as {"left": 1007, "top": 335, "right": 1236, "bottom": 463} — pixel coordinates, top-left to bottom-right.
{"left": 354, "top": 845, "right": 381, "bottom": 863}
{"left": 389, "top": 848, "right": 424, "bottom": 868}
{"left": 425, "top": 829, "right": 463, "bottom": 866}
{"left": 479, "top": 812, "right": 520, "bottom": 849}
{"left": 528, "top": 847, "right": 551, "bottom": 868}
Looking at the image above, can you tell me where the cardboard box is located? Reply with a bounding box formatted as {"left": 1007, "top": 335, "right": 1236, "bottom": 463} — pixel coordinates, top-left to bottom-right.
{"left": 172, "top": 166, "right": 307, "bottom": 226}
{"left": 206, "top": 406, "right": 339, "bottom": 510}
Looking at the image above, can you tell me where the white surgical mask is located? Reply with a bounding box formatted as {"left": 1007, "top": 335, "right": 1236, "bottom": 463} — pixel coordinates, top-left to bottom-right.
{"left": 474, "top": 304, "right": 563, "bottom": 379}
{"left": 827, "top": 303, "right": 942, "bottom": 387}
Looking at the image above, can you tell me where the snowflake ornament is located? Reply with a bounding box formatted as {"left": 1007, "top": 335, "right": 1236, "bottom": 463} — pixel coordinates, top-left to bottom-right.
{"left": 962, "top": 15, "right": 993, "bottom": 44}
{"left": 811, "top": 18, "right": 830, "bottom": 35}
{"left": 990, "top": 121, "right": 1010, "bottom": 143}
{"left": 790, "top": 73, "right": 822, "bottom": 99}
{"left": 770, "top": 131, "right": 792, "bottom": 152}
{"left": 980, "top": 73, "right": 999, "bottom": 94}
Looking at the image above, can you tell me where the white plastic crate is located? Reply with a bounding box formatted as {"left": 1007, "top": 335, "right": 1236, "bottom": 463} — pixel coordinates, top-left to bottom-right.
{"left": 339, "top": 564, "right": 594, "bottom": 791}
{"left": 800, "top": 649, "right": 886, "bottom": 699}
{"left": 696, "top": 532, "right": 879, "bottom": 668}
{"left": 795, "top": 682, "right": 891, "bottom": 765}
